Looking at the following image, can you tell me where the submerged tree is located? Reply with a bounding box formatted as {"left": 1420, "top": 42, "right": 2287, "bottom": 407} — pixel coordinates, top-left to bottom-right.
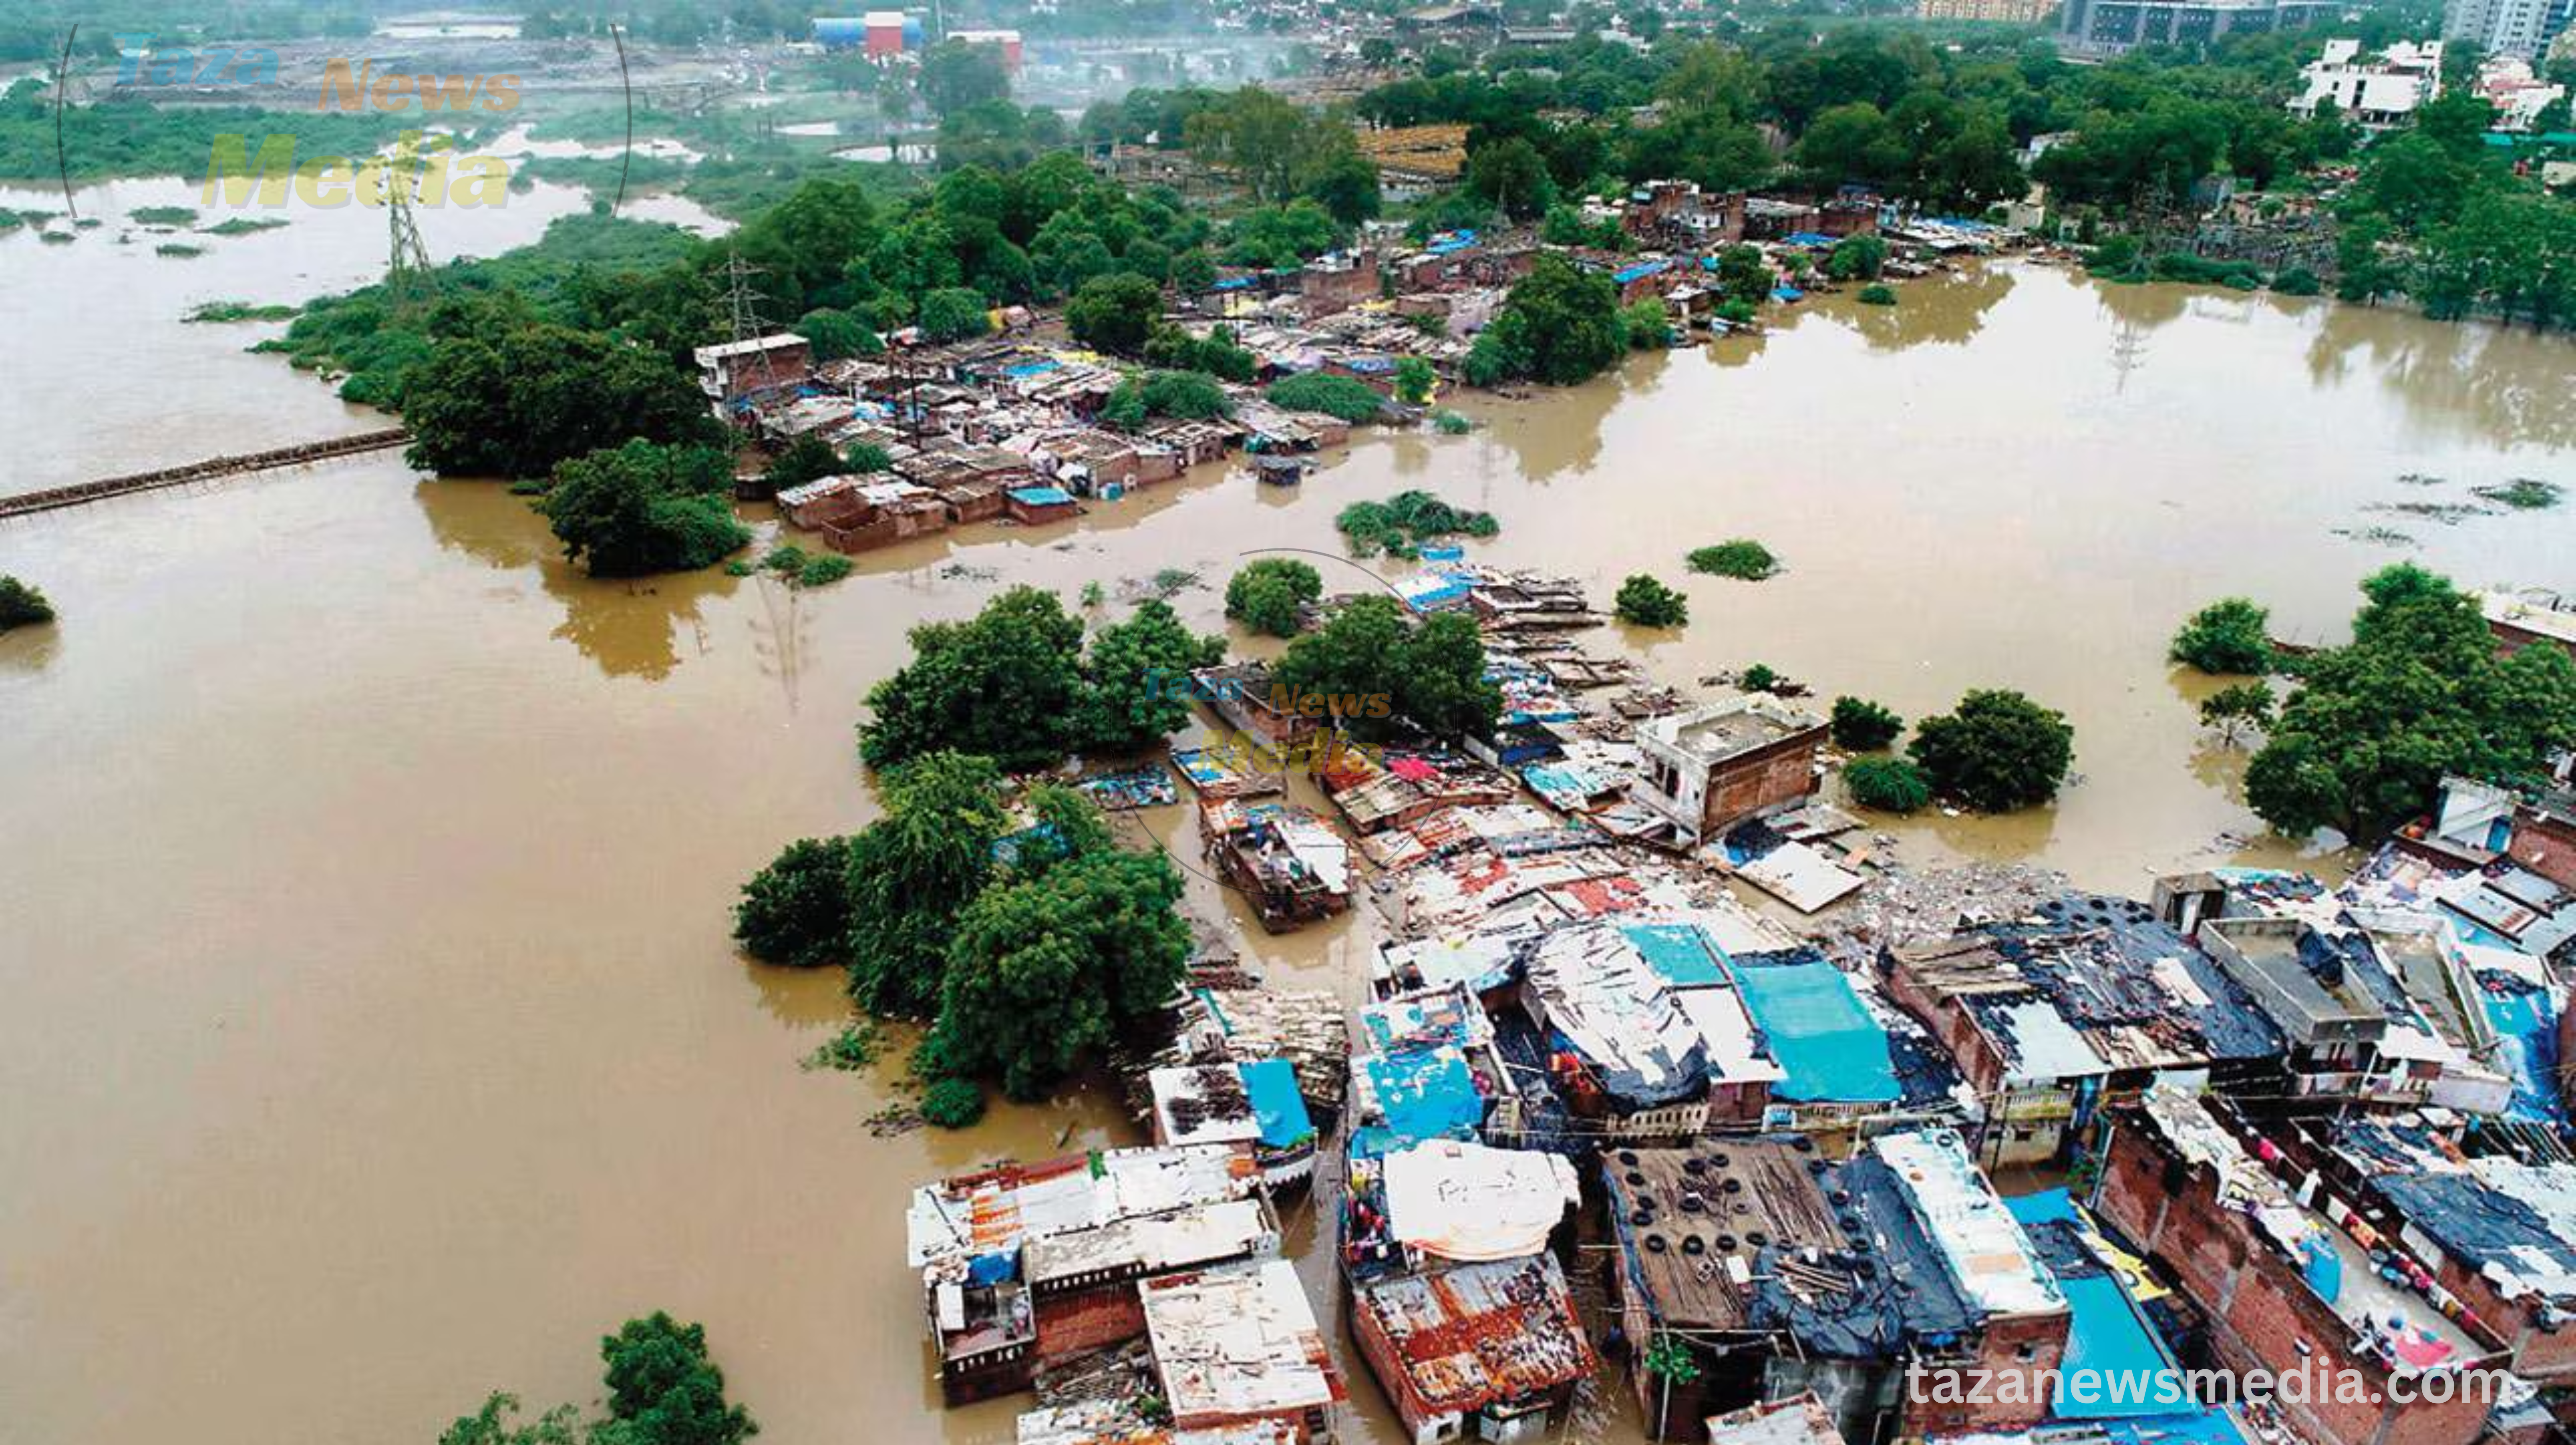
{"left": 0, "top": 575, "right": 54, "bottom": 631}
{"left": 2246, "top": 565, "right": 2576, "bottom": 840}
{"left": 1909, "top": 689, "right": 2075, "bottom": 812}
{"left": 733, "top": 837, "right": 855, "bottom": 970}
{"left": 536, "top": 441, "right": 748, "bottom": 578}
{"left": 2170, "top": 597, "right": 2274, "bottom": 675}
{"left": 845, "top": 751, "right": 1007, "bottom": 1018}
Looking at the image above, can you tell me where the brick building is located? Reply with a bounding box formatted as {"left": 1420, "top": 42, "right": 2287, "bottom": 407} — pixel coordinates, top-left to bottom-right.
{"left": 1301, "top": 250, "right": 1382, "bottom": 318}
{"left": 1138, "top": 1262, "right": 1342, "bottom": 1442}
{"left": 904, "top": 1144, "right": 1282, "bottom": 1405}
{"left": 2093, "top": 1091, "right": 2504, "bottom": 1445}
{"left": 1630, "top": 697, "right": 1829, "bottom": 849}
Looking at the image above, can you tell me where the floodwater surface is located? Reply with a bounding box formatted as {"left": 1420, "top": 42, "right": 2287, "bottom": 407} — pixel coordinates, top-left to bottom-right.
{"left": 3, "top": 223, "right": 2572, "bottom": 1445}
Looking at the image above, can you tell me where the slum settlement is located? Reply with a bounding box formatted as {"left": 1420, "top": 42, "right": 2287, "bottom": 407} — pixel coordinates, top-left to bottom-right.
{"left": 888, "top": 546, "right": 2576, "bottom": 1445}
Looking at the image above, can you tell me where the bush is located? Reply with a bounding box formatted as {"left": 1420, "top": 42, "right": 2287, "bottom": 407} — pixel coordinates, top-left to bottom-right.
{"left": 920, "top": 1078, "right": 987, "bottom": 1128}
{"left": 1856, "top": 284, "right": 1897, "bottom": 306}
{"left": 1742, "top": 663, "right": 1780, "bottom": 693}
{"left": 798, "top": 554, "right": 855, "bottom": 587}
{"left": 1909, "top": 689, "right": 2075, "bottom": 812}
{"left": 2083, "top": 235, "right": 2142, "bottom": 274}
{"left": 1825, "top": 234, "right": 1887, "bottom": 281}
{"left": 1336, "top": 490, "right": 1499, "bottom": 557}
{"left": 1266, "top": 372, "right": 1387, "bottom": 424}
{"left": 1395, "top": 356, "right": 1437, "bottom": 406}
{"left": 1431, "top": 409, "right": 1472, "bottom": 435}
{"left": 1226, "top": 558, "right": 1322, "bottom": 637}
{"left": 1620, "top": 299, "right": 1673, "bottom": 349}
{"left": 734, "top": 837, "right": 855, "bottom": 970}
{"left": 2170, "top": 598, "right": 2273, "bottom": 674}
{"left": 1830, "top": 696, "right": 1904, "bottom": 751}
{"left": 0, "top": 575, "right": 55, "bottom": 630}
{"left": 917, "top": 286, "right": 992, "bottom": 343}
{"left": 1688, "top": 539, "right": 1778, "bottom": 580}
{"left": 1846, "top": 757, "right": 1933, "bottom": 813}
{"left": 1615, "top": 573, "right": 1689, "bottom": 627}
{"left": 2271, "top": 267, "right": 2323, "bottom": 297}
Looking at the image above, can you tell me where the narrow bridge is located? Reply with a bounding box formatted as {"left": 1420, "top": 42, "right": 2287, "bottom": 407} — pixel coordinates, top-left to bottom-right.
{"left": 0, "top": 428, "right": 413, "bottom": 520}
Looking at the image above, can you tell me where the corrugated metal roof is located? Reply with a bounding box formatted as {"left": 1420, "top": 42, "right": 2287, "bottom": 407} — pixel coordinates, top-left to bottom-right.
{"left": 1351, "top": 1254, "right": 1596, "bottom": 1412}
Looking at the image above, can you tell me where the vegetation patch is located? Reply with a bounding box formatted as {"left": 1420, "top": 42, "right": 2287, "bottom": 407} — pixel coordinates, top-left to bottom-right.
{"left": 1846, "top": 757, "right": 1933, "bottom": 813}
{"left": 2474, "top": 479, "right": 2564, "bottom": 510}
{"left": 1266, "top": 371, "right": 1389, "bottom": 424}
{"left": 1614, "top": 573, "right": 1689, "bottom": 627}
{"left": 0, "top": 575, "right": 55, "bottom": 631}
{"left": 1688, "top": 539, "right": 1779, "bottom": 580}
{"left": 1226, "top": 558, "right": 1323, "bottom": 638}
{"left": 1336, "top": 489, "right": 1499, "bottom": 559}
{"left": 1856, "top": 283, "right": 1898, "bottom": 306}
{"left": 153, "top": 243, "right": 205, "bottom": 259}
{"left": 184, "top": 300, "right": 300, "bottom": 324}
{"left": 200, "top": 216, "right": 290, "bottom": 237}
{"left": 1909, "top": 689, "right": 2076, "bottom": 812}
{"left": 2169, "top": 597, "right": 2274, "bottom": 675}
{"left": 801, "top": 1021, "right": 882, "bottom": 1073}
{"left": 1830, "top": 697, "right": 1904, "bottom": 752}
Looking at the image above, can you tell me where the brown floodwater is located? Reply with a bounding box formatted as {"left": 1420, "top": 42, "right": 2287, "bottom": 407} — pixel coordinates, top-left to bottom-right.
{"left": 4, "top": 209, "right": 2573, "bottom": 1445}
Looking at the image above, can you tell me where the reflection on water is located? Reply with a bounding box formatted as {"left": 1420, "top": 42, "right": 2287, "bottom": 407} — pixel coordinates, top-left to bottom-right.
{"left": 0, "top": 258, "right": 2571, "bottom": 1445}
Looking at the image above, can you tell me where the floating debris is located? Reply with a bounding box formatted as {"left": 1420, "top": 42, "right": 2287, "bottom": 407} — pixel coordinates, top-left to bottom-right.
{"left": 2474, "top": 478, "right": 2564, "bottom": 510}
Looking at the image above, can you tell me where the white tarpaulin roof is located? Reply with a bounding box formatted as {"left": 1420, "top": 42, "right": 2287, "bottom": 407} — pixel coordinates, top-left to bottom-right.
{"left": 1381, "top": 1140, "right": 1581, "bottom": 1262}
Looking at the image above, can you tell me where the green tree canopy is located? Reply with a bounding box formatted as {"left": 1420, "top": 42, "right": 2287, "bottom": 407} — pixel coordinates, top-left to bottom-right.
{"left": 733, "top": 837, "right": 854, "bottom": 970}
{"left": 847, "top": 751, "right": 1006, "bottom": 1017}
{"left": 1225, "top": 558, "right": 1323, "bottom": 637}
{"left": 1464, "top": 252, "right": 1624, "bottom": 387}
{"left": 403, "top": 323, "right": 718, "bottom": 479}
{"left": 536, "top": 441, "right": 747, "bottom": 578}
{"left": 1830, "top": 696, "right": 1904, "bottom": 751}
{"left": 1909, "top": 688, "right": 2076, "bottom": 812}
{"left": 2170, "top": 597, "right": 2274, "bottom": 674}
{"left": 932, "top": 846, "right": 1191, "bottom": 1099}
{"left": 2245, "top": 565, "right": 2576, "bottom": 841}
{"left": 598, "top": 1312, "right": 757, "bottom": 1445}
{"left": 1066, "top": 272, "right": 1165, "bottom": 354}
{"left": 1266, "top": 371, "right": 1388, "bottom": 423}
{"left": 862, "top": 587, "right": 1087, "bottom": 771}
{"left": 0, "top": 574, "right": 54, "bottom": 630}
{"left": 1615, "top": 573, "right": 1689, "bottom": 627}
{"left": 1075, "top": 599, "right": 1226, "bottom": 755}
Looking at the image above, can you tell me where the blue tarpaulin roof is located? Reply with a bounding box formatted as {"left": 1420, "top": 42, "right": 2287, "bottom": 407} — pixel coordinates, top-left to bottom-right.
{"left": 1350, "top": 1047, "right": 1482, "bottom": 1159}
{"left": 2484, "top": 983, "right": 2563, "bottom": 1124}
{"left": 1771, "top": 285, "right": 1804, "bottom": 302}
{"left": 1622, "top": 921, "right": 1729, "bottom": 988}
{"left": 1001, "top": 360, "right": 1060, "bottom": 378}
{"left": 1425, "top": 228, "right": 1479, "bottom": 255}
{"left": 1613, "top": 259, "right": 1670, "bottom": 284}
{"left": 1730, "top": 957, "right": 1899, "bottom": 1102}
{"left": 1239, "top": 1058, "right": 1314, "bottom": 1148}
{"left": 2008, "top": 1190, "right": 2196, "bottom": 1419}
{"left": 1008, "top": 485, "right": 1074, "bottom": 506}
{"left": 1784, "top": 231, "right": 1839, "bottom": 247}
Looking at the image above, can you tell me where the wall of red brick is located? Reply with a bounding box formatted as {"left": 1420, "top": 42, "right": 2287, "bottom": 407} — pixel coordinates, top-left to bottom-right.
{"left": 2513, "top": 813, "right": 2576, "bottom": 890}
{"left": 1701, "top": 741, "right": 1822, "bottom": 834}
{"left": 1035, "top": 1282, "right": 1145, "bottom": 1360}
{"left": 1881, "top": 966, "right": 2006, "bottom": 1095}
{"left": 2098, "top": 1118, "right": 2496, "bottom": 1445}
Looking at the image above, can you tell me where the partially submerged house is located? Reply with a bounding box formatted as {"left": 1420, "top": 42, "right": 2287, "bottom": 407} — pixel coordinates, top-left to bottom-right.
{"left": 1601, "top": 1129, "right": 2069, "bottom": 1443}
{"left": 905, "top": 1144, "right": 1282, "bottom": 1405}
{"left": 1198, "top": 800, "right": 1353, "bottom": 933}
{"left": 1150, "top": 1059, "right": 1321, "bottom": 1193}
{"left": 1138, "top": 1261, "right": 1343, "bottom": 1442}
{"left": 1631, "top": 697, "right": 1830, "bottom": 849}
{"left": 1514, "top": 914, "right": 1786, "bottom": 1138}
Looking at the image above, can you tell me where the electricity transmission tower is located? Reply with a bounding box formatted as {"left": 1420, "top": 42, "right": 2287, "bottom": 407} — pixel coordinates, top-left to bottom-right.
{"left": 382, "top": 139, "right": 436, "bottom": 306}
{"left": 721, "top": 251, "right": 787, "bottom": 398}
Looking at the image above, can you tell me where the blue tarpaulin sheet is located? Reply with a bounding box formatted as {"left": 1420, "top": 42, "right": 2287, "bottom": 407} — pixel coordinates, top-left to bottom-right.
{"left": 1419, "top": 544, "right": 1464, "bottom": 563}
{"left": 1350, "top": 1048, "right": 1482, "bottom": 1159}
{"left": 2008, "top": 1190, "right": 2196, "bottom": 1419}
{"left": 2484, "top": 985, "right": 2563, "bottom": 1124}
{"left": 1007, "top": 485, "right": 1074, "bottom": 506}
{"left": 1784, "top": 231, "right": 1838, "bottom": 247}
{"left": 1613, "top": 260, "right": 1670, "bottom": 284}
{"left": 1240, "top": 1058, "right": 1314, "bottom": 1148}
{"left": 1622, "top": 921, "right": 1728, "bottom": 988}
{"left": 1771, "top": 285, "right": 1804, "bottom": 302}
{"left": 1001, "top": 360, "right": 1060, "bottom": 378}
{"left": 1729, "top": 959, "right": 1899, "bottom": 1102}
